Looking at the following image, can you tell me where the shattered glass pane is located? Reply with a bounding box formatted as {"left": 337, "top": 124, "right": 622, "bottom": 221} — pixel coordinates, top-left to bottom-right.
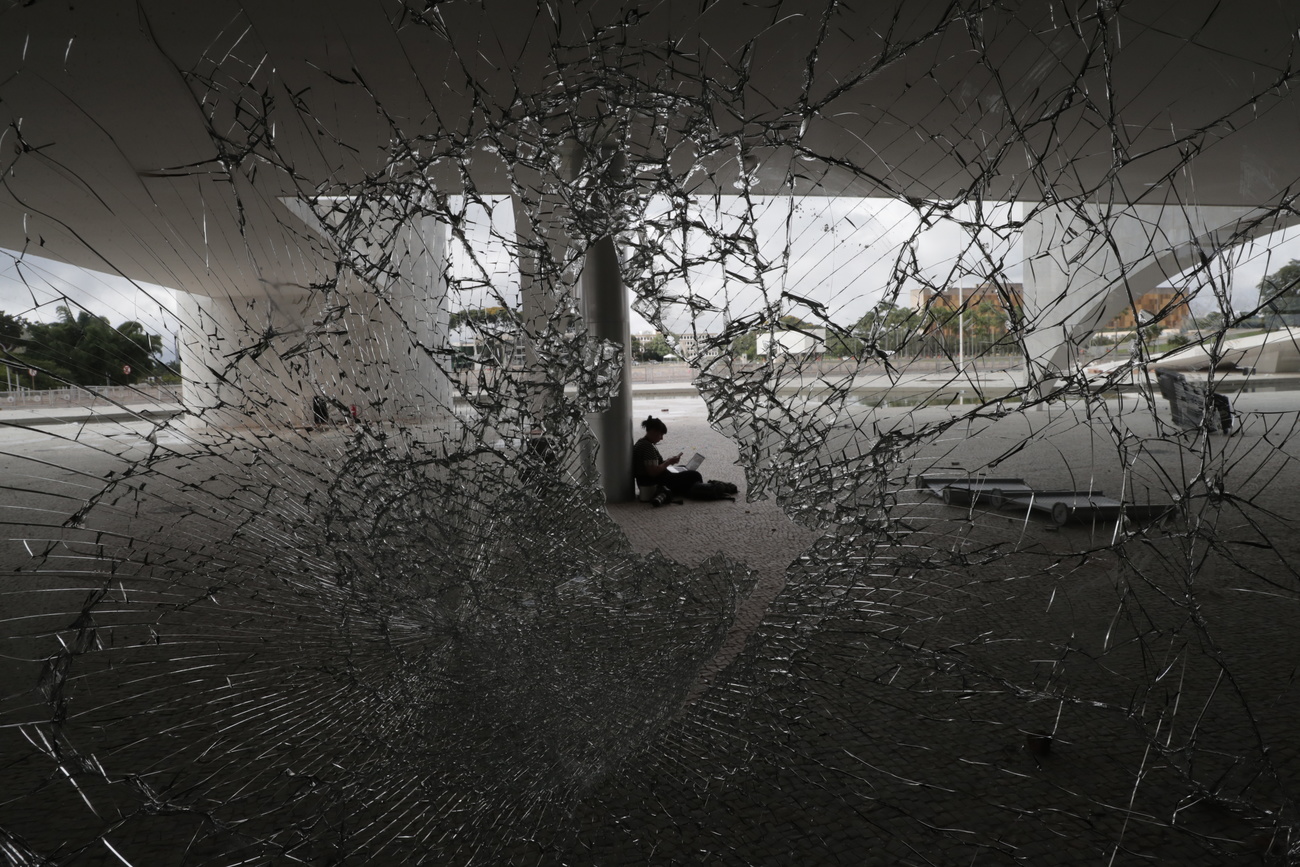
{"left": 4, "top": 1, "right": 1300, "bottom": 863}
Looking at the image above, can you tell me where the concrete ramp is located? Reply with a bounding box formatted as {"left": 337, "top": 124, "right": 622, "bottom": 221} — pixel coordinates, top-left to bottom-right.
{"left": 1156, "top": 327, "right": 1300, "bottom": 373}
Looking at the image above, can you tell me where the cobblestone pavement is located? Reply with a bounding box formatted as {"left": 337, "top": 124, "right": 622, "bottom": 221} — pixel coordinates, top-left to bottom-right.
{"left": 595, "top": 391, "right": 1300, "bottom": 866}
{"left": 612, "top": 398, "right": 820, "bottom": 704}
{"left": 2, "top": 391, "right": 1297, "bottom": 865}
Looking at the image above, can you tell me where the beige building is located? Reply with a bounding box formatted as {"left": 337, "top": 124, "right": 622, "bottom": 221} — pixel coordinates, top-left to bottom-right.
{"left": 910, "top": 282, "right": 1023, "bottom": 311}
{"left": 1103, "top": 289, "right": 1193, "bottom": 330}
{"left": 671, "top": 332, "right": 724, "bottom": 360}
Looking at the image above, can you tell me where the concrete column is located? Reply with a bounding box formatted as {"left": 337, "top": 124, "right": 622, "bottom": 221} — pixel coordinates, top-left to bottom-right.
{"left": 179, "top": 203, "right": 452, "bottom": 431}
{"left": 512, "top": 168, "right": 574, "bottom": 430}
{"left": 514, "top": 146, "right": 635, "bottom": 502}
{"left": 277, "top": 196, "right": 453, "bottom": 426}
{"left": 583, "top": 232, "right": 635, "bottom": 502}
{"left": 176, "top": 290, "right": 316, "bottom": 429}
{"left": 1021, "top": 202, "right": 1257, "bottom": 393}
{"left": 350, "top": 211, "right": 451, "bottom": 424}
{"left": 578, "top": 145, "right": 635, "bottom": 503}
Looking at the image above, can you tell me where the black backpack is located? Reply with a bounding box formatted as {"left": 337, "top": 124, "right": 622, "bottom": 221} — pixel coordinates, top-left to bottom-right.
{"left": 689, "top": 480, "right": 738, "bottom": 500}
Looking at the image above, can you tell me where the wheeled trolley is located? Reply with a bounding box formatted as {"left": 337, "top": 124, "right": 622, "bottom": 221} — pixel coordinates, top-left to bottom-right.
{"left": 920, "top": 475, "right": 1175, "bottom": 526}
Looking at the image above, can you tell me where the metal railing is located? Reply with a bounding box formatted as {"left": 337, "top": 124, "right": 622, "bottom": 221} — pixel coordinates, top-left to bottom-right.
{"left": 0, "top": 383, "right": 182, "bottom": 409}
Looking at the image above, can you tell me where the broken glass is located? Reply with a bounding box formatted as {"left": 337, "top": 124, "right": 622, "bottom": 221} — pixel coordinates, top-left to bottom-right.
{"left": 3, "top": 2, "right": 1300, "bottom": 864}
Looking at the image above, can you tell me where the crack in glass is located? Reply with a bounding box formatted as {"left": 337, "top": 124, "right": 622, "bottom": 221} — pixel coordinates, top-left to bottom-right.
{"left": 3, "top": 2, "right": 1300, "bottom": 864}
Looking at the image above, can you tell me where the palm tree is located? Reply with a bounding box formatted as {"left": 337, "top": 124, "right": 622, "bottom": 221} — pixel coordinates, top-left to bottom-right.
{"left": 23, "top": 306, "right": 162, "bottom": 386}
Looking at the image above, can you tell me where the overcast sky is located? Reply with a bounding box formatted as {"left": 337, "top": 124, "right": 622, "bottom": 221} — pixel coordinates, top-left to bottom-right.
{"left": 4, "top": 197, "right": 1300, "bottom": 353}
{"left": 445, "top": 195, "right": 1300, "bottom": 334}
{"left": 443, "top": 195, "right": 1025, "bottom": 335}
{"left": 0, "top": 252, "right": 181, "bottom": 356}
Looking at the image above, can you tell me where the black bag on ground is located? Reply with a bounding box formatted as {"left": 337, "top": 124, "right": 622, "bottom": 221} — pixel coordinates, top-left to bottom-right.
{"left": 689, "top": 480, "right": 737, "bottom": 500}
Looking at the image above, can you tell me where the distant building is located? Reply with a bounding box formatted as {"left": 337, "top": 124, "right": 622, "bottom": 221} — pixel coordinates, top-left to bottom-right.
{"left": 1104, "top": 289, "right": 1193, "bottom": 330}
{"left": 672, "top": 332, "right": 724, "bottom": 360}
{"left": 757, "top": 328, "right": 826, "bottom": 357}
{"left": 911, "top": 282, "right": 1023, "bottom": 311}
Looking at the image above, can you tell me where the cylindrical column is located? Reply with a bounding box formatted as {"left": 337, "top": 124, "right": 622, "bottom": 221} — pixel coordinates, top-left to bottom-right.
{"left": 176, "top": 290, "right": 316, "bottom": 429}
{"left": 583, "top": 232, "right": 635, "bottom": 502}
{"left": 513, "top": 178, "right": 571, "bottom": 431}
{"left": 176, "top": 209, "right": 452, "bottom": 432}
{"left": 516, "top": 144, "right": 636, "bottom": 502}
{"left": 272, "top": 195, "right": 454, "bottom": 429}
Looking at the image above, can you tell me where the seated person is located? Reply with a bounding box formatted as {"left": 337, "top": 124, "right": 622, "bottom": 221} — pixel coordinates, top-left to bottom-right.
{"left": 633, "top": 416, "right": 703, "bottom": 497}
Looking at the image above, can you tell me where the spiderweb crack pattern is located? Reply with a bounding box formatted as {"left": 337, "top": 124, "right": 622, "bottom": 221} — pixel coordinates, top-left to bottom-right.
{"left": 2, "top": 1, "right": 1300, "bottom": 865}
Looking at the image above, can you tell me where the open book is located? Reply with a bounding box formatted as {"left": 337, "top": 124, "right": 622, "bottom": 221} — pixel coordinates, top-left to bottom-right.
{"left": 668, "top": 453, "right": 705, "bottom": 473}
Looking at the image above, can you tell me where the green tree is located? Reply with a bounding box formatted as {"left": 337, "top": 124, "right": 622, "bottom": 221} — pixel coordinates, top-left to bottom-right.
{"left": 1259, "top": 260, "right": 1300, "bottom": 325}
{"left": 0, "top": 311, "right": 24, "bottom": 347}
{"left": 634, "top": 333, "right": 673, "bottom": 361}
{"left": 729, "top": 331, "right": 757, "bottom": 360}
{"left": 854, "top": 303, "right": 921, "bottom": 354}
{"left": 1258, "top": 259, "right": 1300, "bottom": 303}
{"left": 964, "top": 300, "right": 1011, "bottom": 353}
{"left": 824, "top": 327, "right": 862, "bottom": 358}
{"left": 0, "top": 311, "right": 28, "bottom": 389}
{"left": 22, "top": 306, "right": 162, "bottom": 386}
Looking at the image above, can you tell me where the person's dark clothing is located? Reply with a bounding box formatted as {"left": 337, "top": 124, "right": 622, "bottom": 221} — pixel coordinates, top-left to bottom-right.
{"left": 633, "top": 437, "right": 702, "bottom": 494}
{"left": 632, "top": 437, "right": 662, "bottom": 486}
{"left": 660, "top": 469, "right": 703, "bottom": 494}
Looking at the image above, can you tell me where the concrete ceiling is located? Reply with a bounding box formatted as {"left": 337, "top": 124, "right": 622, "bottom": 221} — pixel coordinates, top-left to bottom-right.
{"left": 1, "top": 0, "right": 1297, "bottom": 297}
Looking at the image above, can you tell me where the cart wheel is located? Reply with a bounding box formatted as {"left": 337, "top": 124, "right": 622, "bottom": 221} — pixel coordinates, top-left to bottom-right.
{"left": 990, "top": 488, "right": 1006, "bottom": 509}
{"left": 942, "top": 486, "right": 955, "bottom": 506}
{"left": 1051, "top": 502, "right": 1071, "bottom": 526}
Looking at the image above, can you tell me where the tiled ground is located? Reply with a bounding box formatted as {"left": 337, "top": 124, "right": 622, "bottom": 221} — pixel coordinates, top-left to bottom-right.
{"left": 2, "top": 388, "right": 1297, "bottom": 864}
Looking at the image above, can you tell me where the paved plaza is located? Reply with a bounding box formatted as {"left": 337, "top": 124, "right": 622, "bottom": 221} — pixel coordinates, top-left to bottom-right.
{"left": 0, "top": 387, "right": 1298, "bottom": 864}
{"left": 611, "top": 389, "right": 1300, "bottom": 865}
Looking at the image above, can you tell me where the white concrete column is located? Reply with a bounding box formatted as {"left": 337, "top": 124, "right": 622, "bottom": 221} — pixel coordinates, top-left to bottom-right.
{"left": 176, "top": 290, "right": 316, "bottom": 429}
{"left": 1021, "top": 202, "right": 1256, "bottom": 392}
{"left": 513, "top": 147, "right": 635, "bottom": 502}
{"left": 512, "top": 166, "right": 576, "bottom": 429}
{"left": 583, "top": 232, "right": 635, "bottom": 503}
{"left": 178, "top": 204, "right": 451, "bottom": 431}
{"left": 277, "top": 196, "right": 453, "bottom": 426}
{"left": 336, "top": 212, "right": 452, "bottom": 425}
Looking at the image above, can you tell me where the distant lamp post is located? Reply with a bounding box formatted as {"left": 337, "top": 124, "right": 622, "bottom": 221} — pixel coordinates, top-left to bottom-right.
{"left": 824, "top": 222, "right": 835, "bottom": 328}
{"left": 958, "top": 284, "right": 965, "bottom": 373}
{"left": 940, "top": 285, "right": 966, "bottom": 374}
{"left": 1136, "top": 310, "right": 1154, "bottom": 343}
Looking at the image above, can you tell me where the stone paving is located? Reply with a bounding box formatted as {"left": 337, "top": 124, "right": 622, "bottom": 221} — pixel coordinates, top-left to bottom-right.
{"left": 1, "top": 389, "right": 1297, "bottom": 864}
{"left": 595, "top": 390, "right": 1300, "bottom": 865}
{"left": 613, "top": 398, "right": 820, "bottom": 703}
